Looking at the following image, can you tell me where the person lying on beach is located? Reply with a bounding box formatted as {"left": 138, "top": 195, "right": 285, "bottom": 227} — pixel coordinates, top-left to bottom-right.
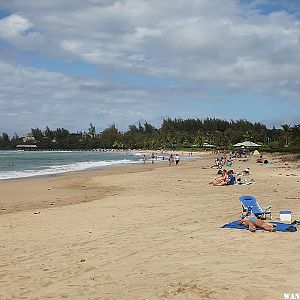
{"left": 236, "top": 178, "right": 255, "bottom": 185}
{"left": 256, "top": 155, "right": 264, "bottom": 163}
{"left": 237, "top": 213, "right": 276, "bottom": 232}
{"left": 257, "top": 157, "right": 269, "bottom": 164}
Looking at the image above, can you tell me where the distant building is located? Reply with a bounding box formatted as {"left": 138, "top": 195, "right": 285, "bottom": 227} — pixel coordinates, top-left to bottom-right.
{"left": 203, "top": 142, "right": 217, "bottom": 148}
{"left": 16, "top": 144, "right": 38, "bottom": 151}
{"left": 21, "top": 133, "right": 36, "bottom": 143}
{"left": 82, "top": 132, "right": 102, "bottom": 139}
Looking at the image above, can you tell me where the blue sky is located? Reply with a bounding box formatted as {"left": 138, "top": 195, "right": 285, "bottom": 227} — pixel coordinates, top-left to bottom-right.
{"left": 0, "top": 0, "right": 300, "bottom": 135}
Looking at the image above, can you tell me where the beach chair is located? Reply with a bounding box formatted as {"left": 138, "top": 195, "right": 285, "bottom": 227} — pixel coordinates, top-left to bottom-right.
{"left": 239, "top": 195, "right": 272, "bottom": 220}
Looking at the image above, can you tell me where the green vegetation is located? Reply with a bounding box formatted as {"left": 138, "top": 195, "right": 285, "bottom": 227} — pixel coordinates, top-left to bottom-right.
{"left": 0, "top": 118, "right": 299, "bottom": 152}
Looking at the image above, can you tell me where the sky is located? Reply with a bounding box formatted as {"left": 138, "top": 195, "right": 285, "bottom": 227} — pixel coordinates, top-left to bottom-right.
{"left": 0, "top": 0, "right": 300, "bottom": 135}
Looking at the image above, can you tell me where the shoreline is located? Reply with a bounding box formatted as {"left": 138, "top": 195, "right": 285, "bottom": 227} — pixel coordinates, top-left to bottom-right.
{"left": 0, "top": 149, "right": 203, "bottom": 181}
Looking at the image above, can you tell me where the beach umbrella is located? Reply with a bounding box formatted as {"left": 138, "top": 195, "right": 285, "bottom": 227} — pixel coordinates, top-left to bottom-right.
{"left": 233, "top": 141, "right": 261, "bottom": 147}
{"left": 253, "top": 149, "right": 261, "bottom": 156}
{"left": 233, "top": 142, "right": 243, "bottom": 147}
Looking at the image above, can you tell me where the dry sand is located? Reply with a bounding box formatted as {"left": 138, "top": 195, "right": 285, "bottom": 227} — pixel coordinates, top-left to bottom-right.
{"left": 0, "top": 153, "right": 299, "bottom": 299}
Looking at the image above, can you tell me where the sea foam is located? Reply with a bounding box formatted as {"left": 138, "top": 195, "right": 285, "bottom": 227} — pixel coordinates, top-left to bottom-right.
{"left": 0, "top": 159, "right": 137, "bottom": 180}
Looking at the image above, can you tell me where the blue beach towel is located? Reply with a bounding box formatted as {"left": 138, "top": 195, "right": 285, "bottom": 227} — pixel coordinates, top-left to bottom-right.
{"left": 221, "top": 220, "right": 298, "bottom": 232}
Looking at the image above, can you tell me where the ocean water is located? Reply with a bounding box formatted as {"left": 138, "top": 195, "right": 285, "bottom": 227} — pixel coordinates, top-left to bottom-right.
{"left": 0, "top": 150, "right": 143, "bottom": 180}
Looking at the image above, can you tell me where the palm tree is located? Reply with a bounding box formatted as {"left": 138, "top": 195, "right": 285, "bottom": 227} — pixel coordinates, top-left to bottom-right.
{"left": 281, "top": 124, "right": 290, "bottom": 147}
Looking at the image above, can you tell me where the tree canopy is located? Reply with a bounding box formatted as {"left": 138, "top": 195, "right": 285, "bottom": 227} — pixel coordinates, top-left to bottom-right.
{"left": 0, "top": 118, "right": 299, "bottom": 152}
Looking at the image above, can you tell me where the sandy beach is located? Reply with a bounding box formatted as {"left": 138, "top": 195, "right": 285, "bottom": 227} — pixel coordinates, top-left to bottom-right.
{"left": 0, "top": 153, "right": 299, "bottom": 299}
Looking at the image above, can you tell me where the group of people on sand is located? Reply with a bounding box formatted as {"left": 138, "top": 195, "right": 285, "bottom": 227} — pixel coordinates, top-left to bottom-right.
{"left": 256, "top": 155, "right": 269, "bottom": 164}
{"left": 210, "top": 153, "right": 237, "bottom": 170}
{"left": 141, "top": 153, "right": 180, "bottom": 166}
{"left": 142, "top": 153, "right": 158, "bottom": 164}
{"left": 209, "top": 169, "right": 233, "bottom": 186}
{"left": 210, "top": 157, "right": 226, "bottom": 169}
{"left": 209, "top": 151, "right": 277, "bottom": 233}
{"left": 209, "top": 167, "right": 250, "bottom": 186}
{"left": 168, "top": 154, "right": 180, "bottom": 166}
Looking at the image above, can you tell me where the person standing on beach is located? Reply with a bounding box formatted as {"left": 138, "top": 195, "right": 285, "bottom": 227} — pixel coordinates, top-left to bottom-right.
{"left": 175, "top": 154, "right": 180, "bottom": 165}
{"left": 169, "top": 154, "right": 174, "bottom": 166}
{"left": 142, "top": 154, "right": 146, "bottom": 164}
{"left": 151, "top": 152, "right": 155, "bottom": 164}
{"left": 223, "top": 150, "right": 228, "bottom": 163}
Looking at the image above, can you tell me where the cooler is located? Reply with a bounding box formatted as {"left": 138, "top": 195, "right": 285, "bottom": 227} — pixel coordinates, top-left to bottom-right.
{"left": 279, "top": 210, "right": 292, "bottom": 222}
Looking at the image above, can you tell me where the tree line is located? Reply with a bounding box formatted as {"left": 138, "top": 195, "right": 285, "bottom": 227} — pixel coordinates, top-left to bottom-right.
{"left": 0, "top": 118, "right": 299, "bottom": 152}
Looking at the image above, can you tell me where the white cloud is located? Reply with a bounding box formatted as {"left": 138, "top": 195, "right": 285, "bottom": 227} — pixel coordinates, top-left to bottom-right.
{"left": 0, "top": 14, "right": 32, "bottom": 38}
{"left": 0, "top": 60, "right": 197, "bottom": 134}
{"left": 0, "top": 0, "right": 300, "bottom": 133}
{"left": 1, "top": 1, "right": 300, "bottom": 88}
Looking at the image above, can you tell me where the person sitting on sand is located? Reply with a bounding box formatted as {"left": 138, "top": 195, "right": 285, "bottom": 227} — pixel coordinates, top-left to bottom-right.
{"left": 211, "top": 158, "right": 218, "bottom": 168}
{"left": 242, "top": 168, "right": 250, "bottom": 176}
{"left": 209, "top": 170, "right": 223, "bottom": 185}
{"left": 211, "top": 158, "right": 223, "bottom": 169}
{"left": 237, "top": 213, "right": 276, "bottom": 232}
{"left": 209, "top": 169, "right": 229, "bottom": 186}
{"left": 226, "top": 159, "right": 233, "bottom": 167}
{"left": 227, "top": 170, "right": 236, "bottom": 185}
